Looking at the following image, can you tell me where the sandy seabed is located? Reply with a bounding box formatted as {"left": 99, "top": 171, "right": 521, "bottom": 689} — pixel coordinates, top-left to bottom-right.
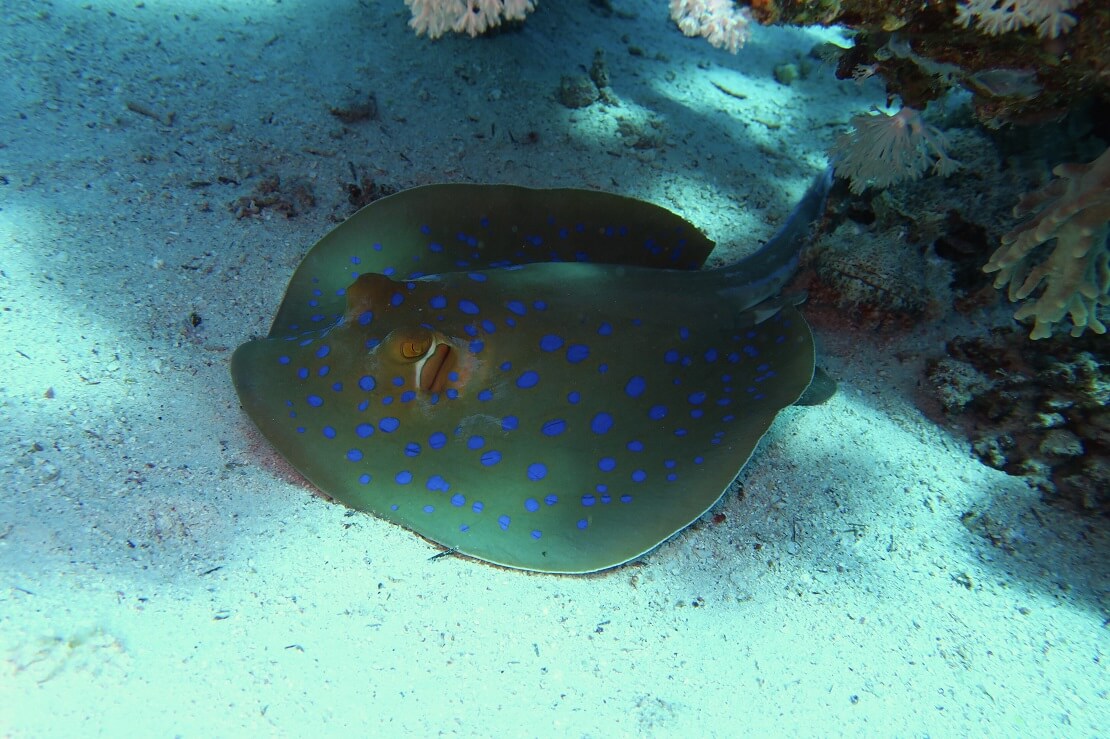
{"left": 1, "top": 1, "right": 1105, "bottom": 736}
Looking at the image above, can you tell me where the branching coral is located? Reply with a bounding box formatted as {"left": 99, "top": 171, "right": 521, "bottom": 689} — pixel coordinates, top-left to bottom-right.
{"left": 830, "top": 107, "right": 960, "bottom": 194}
{"left": 405, "top": 0, "right": 536, "bottom": 39}
{"left": 983, "top": 147, "right": 1110, "bottom": 339}
{"left": 669, "top": 0, "right": 752, "bottom": 53}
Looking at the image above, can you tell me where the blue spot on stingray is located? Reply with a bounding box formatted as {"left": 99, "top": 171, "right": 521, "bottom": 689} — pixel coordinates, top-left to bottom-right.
{"left": 395, "top": 471, "right": 413, "bottom": 485}
{"left": 478, "top": 389, "right": 494, "bottom": 402}
{"left": 356, "top": 423, "right": 374, "bottom": 438}
{"left": 542, "top": 419, "right": 567, "bottom": 436}
{"left": 391, "top": 376, "right": 404, "bottom": 387}
{"left": 664, "top": 349, "right": 680, "bottom": 364}
{"left": 631, "top": 470, "right": 647, "bottom": 483}
{"left": 481, "top": 319, "right": 496, "bottom": 333}
{"left": 322, "top": 426, "right": 336, "bottom": 439}
{"left": 502, "top": 416, "right": 519, "bottom": 431}
{"left": 625, "top": 376, "right": 646, "bottom": 398}
{"left": 463, "top": 325, "right": 479, "bottom": 338}
{"left": 481, "top": 450, "right": 502, "bottom": 466}
{"left": 664, "top": 459, "right": 676, "bottom": 468}
{"left": 307, "top": 394, "right": 323, "bottom": 407}
{"left": 531, "top": 530, "right": 542, "bottom": 540}
{"left": 577, "top": 519, "right": 589, "bottom": 529}
{"left": 540, "top": 334, "right": 564, "bottom": 352}
{"left": 598, "top": 457, "right": 617, "bottom": 472}
{"left": 451, "top": 494, "right": 465, "bottom": 507}
{"left": 315, "top": 345, "right": 330, "bottom": 359}
{"left": 566, "top": 345, "right": 590, "bottom": 363}
{"left": 728, "top": 352, "right": 741, "bottom": 363}
{"left": 627, "top": 440, "right": 644, "bottom": 452}
{"left": 469, "top": 339, "right": 485, "bottom": 354}
{"left": 525, "top": 498, "right": 540, "bottom": 512}
{"left": 350, "top": 255, "right": 361, "bottom": 265}
{"left": 358, "top": 311, "right": 373, "bottom": 326}
{"left": 430, "top": 295, "right": 447, "bottom": 309}
{"left": 423, "top": 505, "right": 435, "bottom": 513}
{"left": 506, "top": 300, "right": 526, "bottom": 316}
{"left": 426, "top": 475, "right": 450, "bottom": 492}
{"left": 298, "top": 368, "right": 309, "bottom": 380}
{"left": 527, "top": 463, "right": 547, "bottom": 481}
{"left": 516, "top": 371, "right": 540, "bottom": 389}
{"left": 679, "top": 327, "right": 691, "bottom": 340}
{"left": 390, "top": 293, "right": 404, "bottom": 307}
{"left": 591, "top": 412, "right": 614, "bottom": 434}
{"left": 401, "top": 390, "right": 416, "bottom": 403}
{"left": 688, "top": 391, "right": 707, "bottom": 405}
{"left": 278, "top": 355, "right": 291, "bottom": 365}
{"left": 459, "top": 299, "right": 479, "bottom": 315}
{"left": 428, "top": 241, "right": 443, "bottom": 253}
{"left": 379, "top": 417, "right": 400, "bottom": 433}
{"left": 498, "top": 515, "right": 511, "bottom": 531}
{"left": 744, "top": 345, "right": 759, "bottom": 357}
{"left": 598, "top": 322, "right": 613, "bottom": 336}
{"left": 649, "top": 404, "right": 667, "bottom": 420}
{"left": 690, "top": 409, "right": 704, "bottom": 419}
{"left": 318, "top": 366, "right": 330, "bottom": 378}
{"left": 331, "top": 381, "right": 342, "bottom": 392}
{"left": 468, "top": 273, "right": 487, "bottom": 282}
{"left": 581, "top": 495, "right": 596, "bottom": 507}
{"left": 620, "top": 494, "right": 632, "bottom": 503}
{"left": 544, "top": 495, "right": 558, "bottom": 506}
{"left": 359, "top": 473, "right": 371, "bottom": 485}
{"left": 446, "top": 388, "right": 459, "bottom": 399}
{"left": 405, "top": 442, "right": 421, "bottom": 456}
{"left": 381, "top": 397, "right": 393, "bottom": 406}
{"left": 467, "top": 435, "right": 485, "bottom": 450}
{"left": 472, "top": 501, "right": 484, "bottom": 513}
{"left": 499, "top": 361, "right": 512, "bottom": 372}
{"left": 567, "top": 391, "right": 581, "bottom": 404}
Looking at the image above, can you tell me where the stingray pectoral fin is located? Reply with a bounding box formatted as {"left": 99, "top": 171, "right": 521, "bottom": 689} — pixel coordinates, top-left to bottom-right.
{"left": 795, "top": 366, "right": 837, "bottom": 406}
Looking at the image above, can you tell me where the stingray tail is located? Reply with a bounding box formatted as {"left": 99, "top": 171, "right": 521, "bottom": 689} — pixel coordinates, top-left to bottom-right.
{"left": 715, "top": 166, "right": 834, "bottom": 308}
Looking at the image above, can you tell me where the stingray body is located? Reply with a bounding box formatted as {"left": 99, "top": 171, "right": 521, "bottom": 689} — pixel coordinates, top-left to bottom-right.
{"left": 232, "top": 171, "right": 832, "bottom": 573}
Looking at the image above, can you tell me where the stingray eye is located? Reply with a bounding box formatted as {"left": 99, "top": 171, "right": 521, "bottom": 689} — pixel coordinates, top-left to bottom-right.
{"left": 400, "top": 337, "right": 431, "bottom": 359}
{"left": 384, "top": 326, "right": 435, "bottom": 362}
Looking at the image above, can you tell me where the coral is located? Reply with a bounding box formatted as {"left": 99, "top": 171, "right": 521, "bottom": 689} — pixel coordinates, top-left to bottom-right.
{"left": 920, "top": 328, "right": 1109, "bottom": 514}
{"left": 405, "top": 0, "right": 537, "bottom": 39}
{"left": 955, "top": 0, "right": 1079, "bottom": 39}
{"left": 983, "top": 147, "right": 1110, "bottom": 339}
{"left": 747, "top": 0, "right": 1110, "bottom": 127}
{"left": 669, "top": 0, "right": 753, "bottom": 53}
{"left": 830, "top": 107, "right": 960, "bottom": 194}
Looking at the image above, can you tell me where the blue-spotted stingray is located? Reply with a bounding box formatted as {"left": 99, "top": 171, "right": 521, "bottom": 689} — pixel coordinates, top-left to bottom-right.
{"left": 232, "top": 169, "right": 834, "bottom": 573}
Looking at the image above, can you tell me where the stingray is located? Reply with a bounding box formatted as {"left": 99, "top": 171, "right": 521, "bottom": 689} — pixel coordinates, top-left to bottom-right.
{"left": 232, "top": 169, "right": 834, "bottom": 573}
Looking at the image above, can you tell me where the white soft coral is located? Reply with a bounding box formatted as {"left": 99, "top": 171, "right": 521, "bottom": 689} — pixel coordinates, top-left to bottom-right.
{"left": 669, "top": 0, "right": 752, "bottom": 53}
{"left": 954, "top": 0, "right": 1079, "bottom": 39}
{"left": 406, "top": 0, "right": 536, "bottom": 39}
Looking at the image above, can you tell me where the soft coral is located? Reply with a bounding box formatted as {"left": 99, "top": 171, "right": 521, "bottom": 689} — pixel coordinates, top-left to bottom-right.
{"left": 983, "top": 147, "right": 1110, "bottom": 339}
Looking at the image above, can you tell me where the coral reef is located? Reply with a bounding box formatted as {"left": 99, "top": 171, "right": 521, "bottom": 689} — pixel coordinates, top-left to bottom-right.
{"left": 750, "top": 0, "right": 1109, "bottom": 127}
{"left": 920, "top": 327, "right": 1109, "bottom": 514}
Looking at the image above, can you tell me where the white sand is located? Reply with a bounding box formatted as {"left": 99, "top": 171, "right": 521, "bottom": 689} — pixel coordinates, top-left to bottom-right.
{"left": 1, "top": 1, "right": 1105, "bottom": 735}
